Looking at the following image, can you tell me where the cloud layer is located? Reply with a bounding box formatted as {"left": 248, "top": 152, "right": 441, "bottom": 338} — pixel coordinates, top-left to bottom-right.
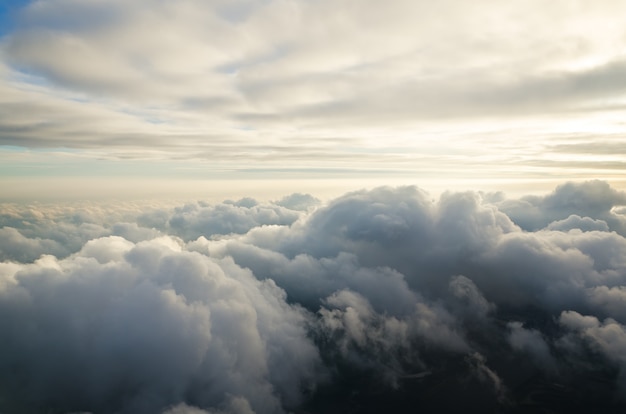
{"left": 2, "top": 180, "right": 626, "bottom": 413}
{"left": 1, "top": 0, "right": 626, "bottom": 183}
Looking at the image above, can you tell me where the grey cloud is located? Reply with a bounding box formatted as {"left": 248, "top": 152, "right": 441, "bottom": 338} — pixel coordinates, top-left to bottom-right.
{"left": 163, "top": 397, "right": 255, "bottom": 414}
{"left": 233, "top": 51, "right": 626, "bottom": 129}
{"left": 452, "top": 58, "right": 626, "bottom": 115}
{"left": 274, "top": 193, "right": 320, "bottom": 211}
{"left": 212, "top": 244, "right": 419, "bottom": 316}
{"left": 317, "top": 289, "right": 467, "bottom": 384}
{"left": 587, "top": 286, "right": 626, "bottom": 323}
{"left": 448, "top": 275, "right": 494, "bottom": 320}
{"left": 0, "top": 196, "right": 306, "bottom": 264}
{"left": 234, "top": 186, "right": 518, "bottom": 303}
{"left": 139, "top": 199, "right": 301, "bottom": 241}
{"left": 0, "top": 236, "right": 321, "bottom": 414}
{"left": 546, "top": 214, "right": 610, "bottom": 232}
{"left": 2, "top": 0, "right": 626, "bottom": 171}
{"left": 0, "top": 203, "right": 162, "bottom": 262}
{"left": 215, "top": 181, "right": 624, "bottom": 318}
{"left": 163, "top": 404, "right": 214, "bottom": 414}
{"left": 549, "top": 140, "right": 626, "bottom": 156}
{"left": 110, "top": 221, "right": 163, "bottom": 242}
{"left": 560, "top": 311, "right": 626, "bottom": 390}
{"left": 498, "top": 180, "right": 626, "bottom": 235}
{"left": 0, "top": 226, "right": 67, "bottom": 262}
{"left": 196, "top": 181, "right": 626, "bottom": 410}
{"left": 466, "top": 352, "right": 508, "bottom": 403}
{"left": 3, "top": 181, "right": 626, "bottom": 412}
{"left": 507, "top": 322, "right": 556, "bottom": 371}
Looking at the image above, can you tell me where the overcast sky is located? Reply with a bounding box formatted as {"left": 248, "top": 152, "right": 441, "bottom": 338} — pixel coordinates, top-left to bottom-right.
{"left": 2, "top": 0, "right": 626, "bottom": 199}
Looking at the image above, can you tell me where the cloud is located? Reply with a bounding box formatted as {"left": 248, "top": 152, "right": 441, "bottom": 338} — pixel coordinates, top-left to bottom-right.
{"left": 317, "top": 288, "right": 467, "bottom": 385}
{"left": 507, "top": 321, "right": 556, "bottom": 371}
{"left": 196, "top": 181, "right": 626, "bottom": 408}
{"left": 2, "top": 0, "right": 626, "bottom": 184}
{"left": 138, "top": 199, "right": 301, "bottom": 242}
{"left": 0, "top": 198, "right": 304, "bottom": 262}
{"left": 560, "top": 311, "right": 626, "bottom": 363}
{"left": 498, "top": 180, "right": 626, "bottom": 234}
{"left": 546, "top": 214, "right": 610, "bottom": 232}
{"left": 2, "top": 181, "right": 626, "bottom": 412}
{"left": 0, "top": 226, "right": 67, "bottom": 261}
{"left": 587, "top": 286, "right": 626, "bottom": 323}
{"left": 448, "top": 275, "right": 494, "bottom": 320}
{"left": 274, "top": 193, "right": 320, "bottom": 211}
{"left": 163, "top": 397, "right": 255, "bottom": 414}
{"left": 466, "top": 352, "right": 507, "bottom": 403}
{"left": 0, "top": 236, "right": 321, "bottom": 414}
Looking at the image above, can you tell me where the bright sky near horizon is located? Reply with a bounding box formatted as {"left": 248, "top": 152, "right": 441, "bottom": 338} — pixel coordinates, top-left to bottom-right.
{"left": 1, "top": 0, "right": 626, "bottom": 200}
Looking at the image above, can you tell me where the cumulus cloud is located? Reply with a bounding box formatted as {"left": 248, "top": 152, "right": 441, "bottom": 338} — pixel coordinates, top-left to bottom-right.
{"left": 0, "top": 226, "right": 67, "bottom": 262}
{"left": 2, "top": 181, "right": 626, "bottom": 412}
{"left": 274, "top": 193, "right": 321, "bottom": 211}
{"left": 498, "top": 180, "right": 626, "bottom": 235}
{"left": 448, "top": 275, "right": 494, "bottom": 321}
{"left": 546, "top": 214, "right": 610, "bottom": 232}
{"left": 160, "top": 198, "right": 299, "bottom": 240}
{"left": 0, "top": 236, "right": 321, "bottom": 414}
{"left": 138, "top": 199, "right": 302, "bottom": 242}
{"left": 587, "top": 286, "right": 626, "bottom": 323}
{"left": 507, "top": 322, "right": 556, "bottom": 371}
{"left": 0, "top": 198, "right": 306, "bottom": 262}
{"left": 560, "top": 311, "right": 626, "bottom": 364}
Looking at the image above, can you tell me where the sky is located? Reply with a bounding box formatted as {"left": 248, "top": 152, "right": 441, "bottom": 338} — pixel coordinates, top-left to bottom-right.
{"left": 3, "top": 2, "right": 626, "bottom": 414}
{"left": 1, "top": 0, "right": 626, "bottom": 200}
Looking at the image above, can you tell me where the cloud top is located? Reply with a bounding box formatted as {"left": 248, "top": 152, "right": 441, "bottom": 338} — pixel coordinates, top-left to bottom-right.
{"left": 2, "top": 180, "right": 626, "bottom": 412}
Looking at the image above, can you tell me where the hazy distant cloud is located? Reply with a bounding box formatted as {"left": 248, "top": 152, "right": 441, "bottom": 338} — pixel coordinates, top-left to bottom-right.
{"left": 498, "top": 180, "right": 626, "bottom": 235}
{"left": 0, "top": 226, "right": 66, "bottom": 261}
{"left": 0, "top": 198, "right": 307, "bottom": 263}
{"left": 274, "top": 193, "right": 320, "bottom": 211}
{"left": 0, "top": 202, "right": 160, "bottom": 262}
{"left": 546, "top": 214, "right": 610, "bottom": 232}
{"left": 139, "top": 199, "right": 301, "bottom": 241}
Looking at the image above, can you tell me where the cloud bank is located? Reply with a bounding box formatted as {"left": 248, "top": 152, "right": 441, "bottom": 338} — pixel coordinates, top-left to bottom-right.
{"left": 2, "top": 180, "right": 626, "bottom": 413}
